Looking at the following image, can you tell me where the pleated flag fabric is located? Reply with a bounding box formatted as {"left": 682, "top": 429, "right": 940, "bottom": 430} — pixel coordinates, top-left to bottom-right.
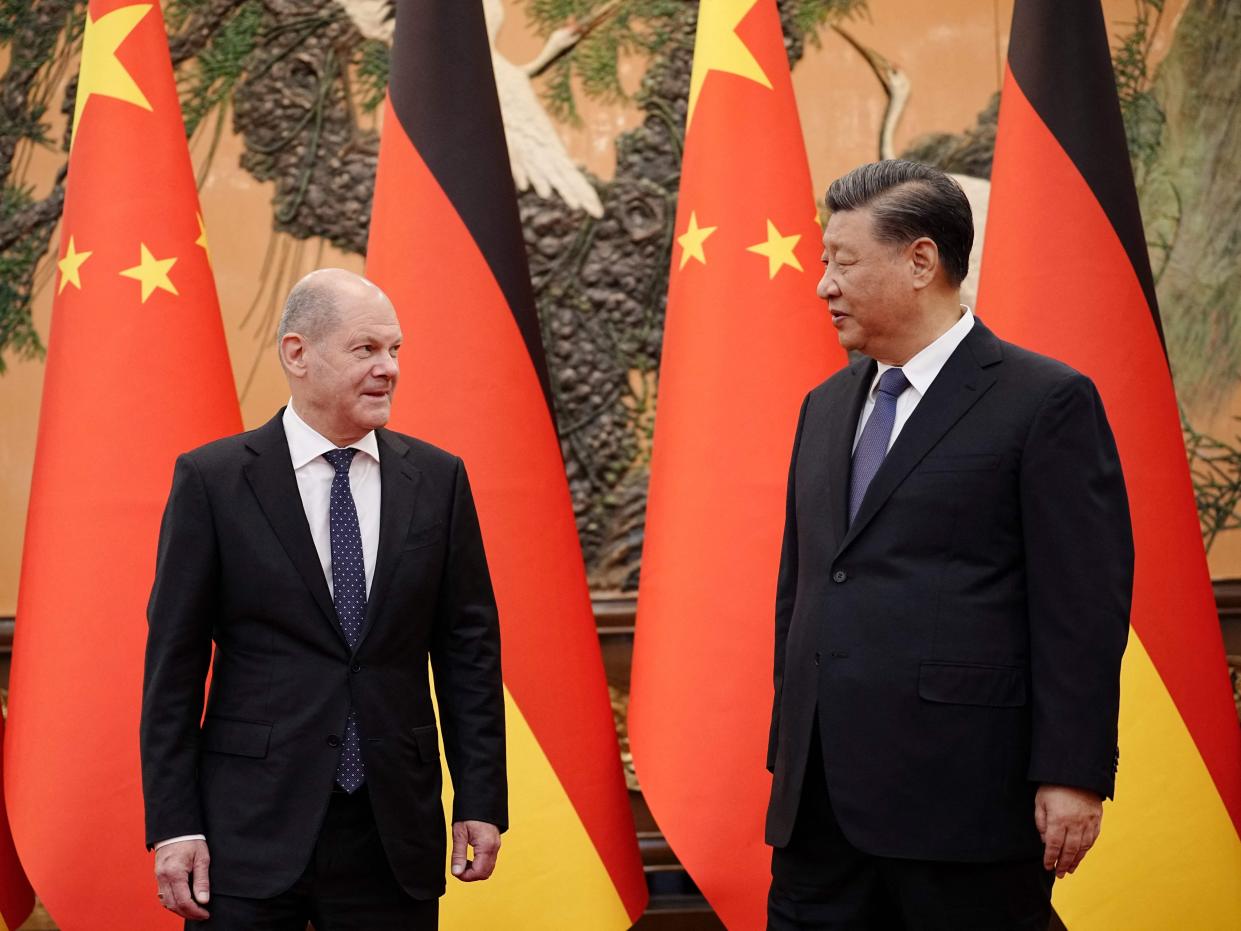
{"left": 980, "top": 0, "right": 1241, "bottom": 926}
{"left": 6, "top": 2, "right": 242, "bottom": 928}
{"left": 364, "top": 1, "right": 647, "bottom": 926}
{"left": 629, "top": 2, "right": 847, "bottom": 927}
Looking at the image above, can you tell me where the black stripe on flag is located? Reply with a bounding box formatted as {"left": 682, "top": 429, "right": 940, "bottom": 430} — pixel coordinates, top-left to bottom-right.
{"left": 1007, "top": 0, "right": 1165, "bottom": 348}
{"left": 386, "top": 0, "right": 555, "bottom": 413}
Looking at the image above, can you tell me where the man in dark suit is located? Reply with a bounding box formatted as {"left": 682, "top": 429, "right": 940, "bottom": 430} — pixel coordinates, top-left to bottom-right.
{"left": 766, "top": 160, "right": 1133, "bottom": 930}
{"left": 141, "top": 268, "right": 506, "bottom": 928}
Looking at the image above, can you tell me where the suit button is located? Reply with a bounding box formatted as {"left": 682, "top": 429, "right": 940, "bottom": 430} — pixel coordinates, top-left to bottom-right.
{"left": 327, "top": 735, "right": 340, "bottom": 748}
{"left": 814, "top": 652, "right": 821, "bottom": 666}
{"left": 832, "top": 570, "right": 848, "bottom": 583}
{"left": 351, "top": 663, "right": 362, "bottom": 673}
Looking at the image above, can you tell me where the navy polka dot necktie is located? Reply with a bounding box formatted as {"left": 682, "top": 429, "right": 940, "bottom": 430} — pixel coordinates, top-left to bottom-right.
{"left": 849, "top": 367, "right": 911, "bottom": 525}
{"left": 324, "top": 447, "right": 366, "bottom": 793}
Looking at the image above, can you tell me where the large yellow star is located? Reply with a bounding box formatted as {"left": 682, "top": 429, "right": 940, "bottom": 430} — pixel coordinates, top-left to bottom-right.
{"left": 57, "top": 236, "right": 92, "bottom": 295}
{"left": 676, "top": 211, "right": 718, "bottom": 270}
{"left": 119, "top": 243, "right": 178, "bottom": 303}
{"left": 746, "top": 219, "right": 803, "bottom": 278}
{"left": 687, "top": 0, "right": 772, "bottom": 130}
{"left": 71, "top": 4, "right": 154, "bottom": 145}
{"left": 195, "top": 212, "right": 211, "bottom": 267}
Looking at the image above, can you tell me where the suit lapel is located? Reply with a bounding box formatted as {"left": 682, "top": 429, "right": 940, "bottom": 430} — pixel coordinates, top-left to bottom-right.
{"left": 824, "top": 357, "right": 876, "bottom": 552}
{"left": 243, "top": 412, "right": 341, "bottom": 641}
{"left": 355, "top": 429, "right": 422, "bottom": 651}
{"left": 837, "top": 320, "right": 1003, "bottom": 555}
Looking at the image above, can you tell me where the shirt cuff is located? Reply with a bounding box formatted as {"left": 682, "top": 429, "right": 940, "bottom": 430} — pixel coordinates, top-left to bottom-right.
{"left": 154, "top": 834, "right": 206, "bottom": 850}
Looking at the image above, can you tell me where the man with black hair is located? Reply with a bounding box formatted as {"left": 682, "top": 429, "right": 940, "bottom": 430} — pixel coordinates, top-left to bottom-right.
{"left": 765, "top": 160, "right": 1133, "bottom": 929}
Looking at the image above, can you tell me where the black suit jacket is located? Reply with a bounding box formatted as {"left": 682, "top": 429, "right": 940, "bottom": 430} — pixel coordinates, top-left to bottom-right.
{"left": 765, "top": 319, "right": 1133, "bottom": 862}
{"left": 140, "top": 411, "right": 506, "bottom": 900}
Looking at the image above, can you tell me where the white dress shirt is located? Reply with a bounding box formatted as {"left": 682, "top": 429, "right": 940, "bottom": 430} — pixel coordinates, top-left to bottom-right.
{"left": 282, "top": 402, "right": 381, "bottom": 598}
{"left": 852, "top": 308, "right": 975, "bottom": 454}
{"left": 154, "top": 403, "right": 382, "bottom": 851}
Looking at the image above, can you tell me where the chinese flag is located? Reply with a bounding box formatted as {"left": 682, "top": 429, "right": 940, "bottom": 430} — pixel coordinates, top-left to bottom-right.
{"left": 6, "top": 3, "right": 241, "bottom": 928}
{"left": 980, "top": 0, "right": 1241, "bottom": 926}
{"left": 628, "top": 1, "right": 846, "bottom": 927}
{"left": 364, "top": 1, "right": 647, "bottom": 927}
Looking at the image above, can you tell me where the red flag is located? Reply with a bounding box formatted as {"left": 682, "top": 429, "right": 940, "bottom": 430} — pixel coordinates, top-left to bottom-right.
{"left": 980, "top": 0, "right": 1241, "bottom": 925}
{"left": 364, "top": 1, "right": 647, "bottom": 925}
{"left": 628, "top": 2, "right": 847, "bottom": 926}
{"left": 6, "top": 2, "right": 241, "bottom": 927}
{"left": 0, "top": 713, "right": 32, "bottom": 931}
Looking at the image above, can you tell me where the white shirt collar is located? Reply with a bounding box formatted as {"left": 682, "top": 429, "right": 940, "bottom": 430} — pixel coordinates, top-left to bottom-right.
{"left": 873, "top": 307, "right": 975, "bottom": 398}
{"left": 282, "top": 401, "right": 380, "bottom": 470}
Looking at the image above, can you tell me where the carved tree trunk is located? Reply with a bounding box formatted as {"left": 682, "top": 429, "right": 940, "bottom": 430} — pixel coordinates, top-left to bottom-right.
{"left": 1138, "top": 0, "right": 1241, "bottom": 415}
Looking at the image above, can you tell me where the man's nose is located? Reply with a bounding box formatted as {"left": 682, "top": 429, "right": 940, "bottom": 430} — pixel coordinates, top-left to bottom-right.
{"left": 374, "top": 354, "right": 399, "bottom": 378}
{"left": 816, "top": 270, "right": 834, "bottom": 300}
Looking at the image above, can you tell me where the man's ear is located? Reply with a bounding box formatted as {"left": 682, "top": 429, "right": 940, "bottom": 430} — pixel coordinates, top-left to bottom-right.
{"left": 280, "top": 333, "right": 308, "bottom": 377}
{"left": 908, "top": 237, "right": 940, "bottom": 290}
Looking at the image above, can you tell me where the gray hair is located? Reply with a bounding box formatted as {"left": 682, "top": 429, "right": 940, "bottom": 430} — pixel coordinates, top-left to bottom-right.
{"left": 825, "top": 159, "right": 973, "bottom": 287}
{"left": 277, "top": 271, "right": 345, "bottom": 343}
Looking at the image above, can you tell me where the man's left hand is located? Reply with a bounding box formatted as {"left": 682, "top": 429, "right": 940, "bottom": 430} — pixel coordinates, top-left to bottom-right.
{"left": 450, "top": 820, "right": 500, "bottom": 882}
{"left": 1035, "top": 784, "right": 1102, "bottom": 878}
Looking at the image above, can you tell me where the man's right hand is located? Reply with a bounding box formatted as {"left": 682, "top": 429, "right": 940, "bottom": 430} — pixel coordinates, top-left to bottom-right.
{"left": 155, "top": 839, "right": 211, "bottom": 920}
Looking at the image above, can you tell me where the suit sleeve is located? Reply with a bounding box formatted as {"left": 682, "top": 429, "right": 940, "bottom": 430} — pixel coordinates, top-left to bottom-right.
{"left": 431, "top": 458, "right": 507, "bottom": 830}
{"left": 768, "top": 393, "right": 810, "bottom": 773}
{"left": 1021, "top": 373, "right": 1133, "bottom": 799}
{"left": 140, "top": 454, "right": 218, "bottom": 847}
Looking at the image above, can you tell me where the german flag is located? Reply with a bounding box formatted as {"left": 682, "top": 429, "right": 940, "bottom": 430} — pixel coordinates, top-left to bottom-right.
{"left": 6, "top": 1, "right": 241, "bottom": 928}
{"left": 628, "top": 1, "right": 846, "bottom": 927}
{"left": 364, "top": 1, "right": 647, "bottom": 926}
{"left": 979, "top": 0, "right": 1241, "bottom": 925}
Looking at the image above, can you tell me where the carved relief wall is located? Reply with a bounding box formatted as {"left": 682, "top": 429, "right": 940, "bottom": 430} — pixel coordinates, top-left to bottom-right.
{"left": 5, "top": 0, "right": 1239, "bottom": 618}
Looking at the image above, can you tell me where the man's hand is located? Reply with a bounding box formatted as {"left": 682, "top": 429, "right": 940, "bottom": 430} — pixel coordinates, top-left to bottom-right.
{"left": 450, "top": 820, "right": 501, "bottom": 882}
{"left": 1035, "top": 784, "right": 1102, "bottom": 878}
{"left": 155, "top": 839, "right": 211, "bottom": 920}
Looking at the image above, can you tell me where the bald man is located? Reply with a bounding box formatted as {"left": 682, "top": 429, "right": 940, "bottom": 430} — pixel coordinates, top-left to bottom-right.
{"left": 141, "top": 269, "right": 506, "bottom": 929}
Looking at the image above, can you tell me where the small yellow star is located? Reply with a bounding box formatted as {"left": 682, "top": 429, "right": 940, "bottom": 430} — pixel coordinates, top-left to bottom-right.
{"left": 676, "top": 211, "right": 718, "bottom": 271}
{"left": 72, "top": 4, "right": 154, "bottom": 145}
{"left": 687, "top": 0, "right": 772, "bottom": 130}
{"left": 195, "top": 212, "right": 211, "bottom": 267}
{"left": 119, "top": 243, "right": 178, "bottom": 303}
{"left": 746, "top": 220, "right": 803, "bottom": 279}
{"left": 57, "top": 236, "right": 92, "bottom": 295}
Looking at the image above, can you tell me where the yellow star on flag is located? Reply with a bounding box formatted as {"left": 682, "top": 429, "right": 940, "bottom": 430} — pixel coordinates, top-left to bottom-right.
{"left": 195, "top": 212, "right": 212, "bottom": 267}
{"left": 57, "top": 236, "right": 92, "bottom": 295}
{"left": 746, "top": 219, "right": 803, "bottom": 279}
{"left": 677, "top": 211, "right": 718, "bottom": 270}
{"left": 687, "top": 0, "right": 773, "bottom": 130}
{"left": 71, "top": 4, "right": 154, "bottom": 145}
{"left": 119, "top": 243, "right": 179, "bottom": 303}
